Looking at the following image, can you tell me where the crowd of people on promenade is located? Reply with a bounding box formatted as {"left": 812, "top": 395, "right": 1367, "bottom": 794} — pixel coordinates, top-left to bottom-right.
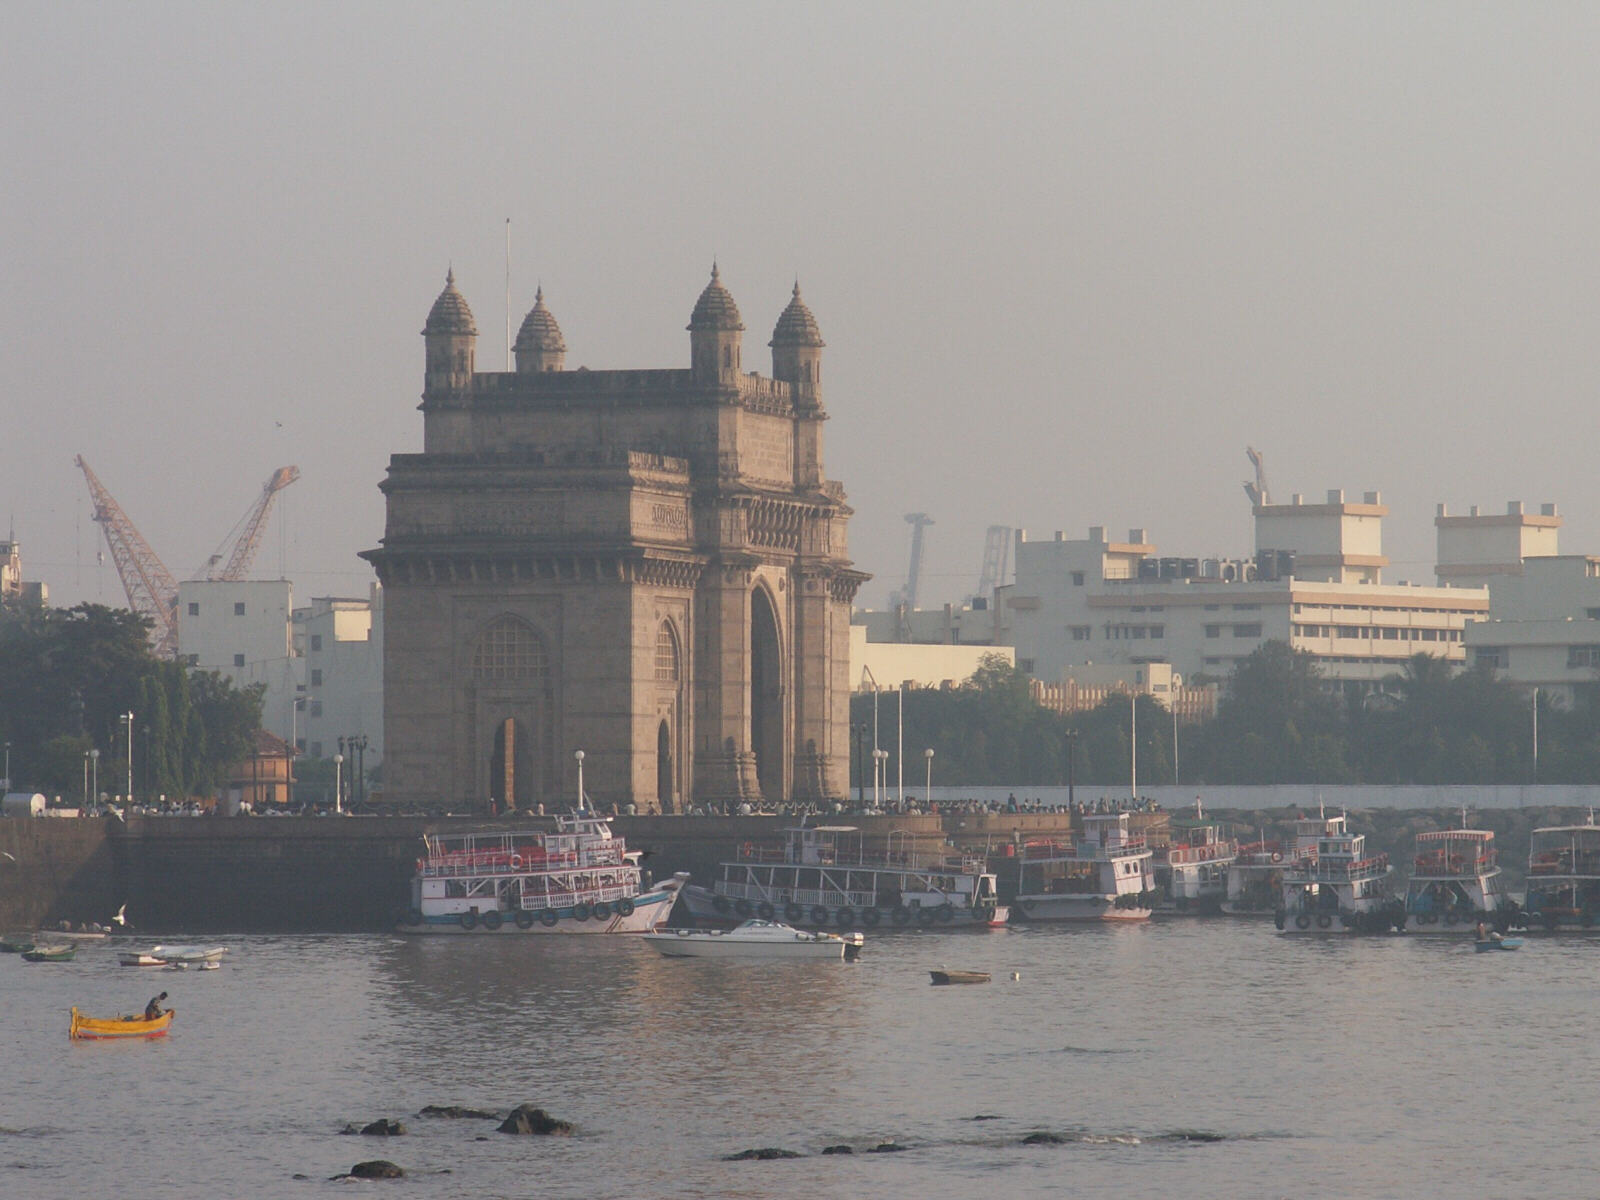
{"left": 669, "top": 794, "right": 1168, "bottom": 819}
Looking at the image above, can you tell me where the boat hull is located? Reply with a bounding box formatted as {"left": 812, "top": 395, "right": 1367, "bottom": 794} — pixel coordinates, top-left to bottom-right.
{"left": 1012, "top": 894, "right": 1152, "bottom": 922}
{"left": 679, "top": 884, "right": 1005, "bottom": 930}
{"left": 70, "top": 1007, "right": 173, "bottom": 1039}
{"left": 398, "top": 874, "right": 685, "bottom": 935}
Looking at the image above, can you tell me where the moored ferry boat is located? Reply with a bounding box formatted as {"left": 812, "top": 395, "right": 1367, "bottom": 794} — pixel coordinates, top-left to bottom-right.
{"left": 1401, "top": 824, "right": 1514, "bottom": 932}
{"left": 1523, "top": 817, "right": 1600, "bottom": 931}
{"left": 679, "top": 825, "right": 1006, "bottom": 931}
{"left": 396, "top": 811, "right": 687, "bottom": 935}
{"left": 1155, "top": 818, "right": 1238, "bottom": 915}
{"left": 1276, "top": 813, "right": 1398, "bottom": 934}
{"left": 1013, "top": 812, "right": 1156, "bottom": 922}
{"left": 1222, "top": 839, "right": 1289, "bottom": 916}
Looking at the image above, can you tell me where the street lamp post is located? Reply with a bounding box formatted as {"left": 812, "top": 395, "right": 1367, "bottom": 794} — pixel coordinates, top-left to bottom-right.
{"left": 852, "top": 723, "right": 865, "bottom": 807}
{"left": 89, "top": 748, "right": 99, "bottom": 809}
{"left": 332, "top": 753, "right": 343, "bottom": 815}
{"left": 82, "top": 751, "right": 89, "bottom": 809}
{"left": 574, "top": 749, "right": 586, "bottom": 812}
{"left": 353, "top": 735, "right": 368, "bottom": 807}
{"left": 122, "top": 711, "right": 134, "bottom": 804}
{"left": 1065, "top": 728, "right": 1078, "bottom": 809}
{"left": 872, "top": 748, "right": 887, "bottom": 809}
{"left": 924, "top": 747, "right": 934, "bottom": 802}
{"left": 3, "top": 741, "right": 9, "bottom": 791}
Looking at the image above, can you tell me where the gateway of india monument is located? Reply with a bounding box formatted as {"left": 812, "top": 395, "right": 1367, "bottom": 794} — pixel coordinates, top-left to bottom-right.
{"left": 364, "top": 266, "right": 867, "bottom": 814}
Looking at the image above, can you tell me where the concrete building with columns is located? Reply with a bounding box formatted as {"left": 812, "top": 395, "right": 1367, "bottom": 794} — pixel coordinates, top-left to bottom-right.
{"left": 363, "top": 267, "right": 866, "bottom": 814}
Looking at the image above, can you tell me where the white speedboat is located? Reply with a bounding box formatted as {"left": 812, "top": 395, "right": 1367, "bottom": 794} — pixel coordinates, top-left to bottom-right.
{"left": 643, "top": 919, "right": 863, "bottom": 960}
{"left": 120, "top": 944, "right": 228, "bottom": 967}
{"left": 1013, "top": 811, "right": 1156, "bottom": 922}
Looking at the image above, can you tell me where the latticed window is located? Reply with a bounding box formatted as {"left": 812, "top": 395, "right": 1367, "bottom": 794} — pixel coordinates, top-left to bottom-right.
{"left": 655, "top": 623, "right": 680, "bottom": 683}
{"left": 473, "top": 616, "right": 548, "bottom": 681}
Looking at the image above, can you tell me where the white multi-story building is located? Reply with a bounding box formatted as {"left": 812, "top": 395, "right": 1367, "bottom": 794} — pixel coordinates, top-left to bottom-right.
{"left": 177, "top": 579, "right": 299, "bottom": 742}
{"left": 1435, "top": 500, "right": 1562, "bottom": 588}
{"left": 293, "top": 587, "right": 383, "bottom": 762}
{"left": 1465, "top": 556, "right": 1600, "bottom": 707}
{"left": 1001, "top": 492, "right": 1488, "bottom": 689}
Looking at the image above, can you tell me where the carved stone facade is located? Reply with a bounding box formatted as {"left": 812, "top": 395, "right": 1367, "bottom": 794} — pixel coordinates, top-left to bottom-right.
{"left": 363, "top": 269, "right": 866, "bottom": 813}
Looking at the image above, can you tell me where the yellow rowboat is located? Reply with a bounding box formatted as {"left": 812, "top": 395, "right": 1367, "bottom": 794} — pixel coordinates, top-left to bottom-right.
{"left": 69, "top": 1007, "right": 174, "bottom": 1040}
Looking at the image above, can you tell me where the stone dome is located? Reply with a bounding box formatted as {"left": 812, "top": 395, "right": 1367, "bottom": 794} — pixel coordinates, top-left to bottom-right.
{"left": 514, "top": 286, "right": 566, "bottom": 353}
{"left": 423, "top": 269, "right": 477, "bottom": 336}
{"left": 769, "top": 282, "right": 825, "bottom": 348}
{"left": 687, "top": 263, "right": 745, "bottom": 332}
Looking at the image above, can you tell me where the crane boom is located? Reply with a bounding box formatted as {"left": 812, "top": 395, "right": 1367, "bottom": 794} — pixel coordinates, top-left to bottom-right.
{"left": 74, "top": 456, "right": 181, "bottom": 658}
{"left": 210, "top": 466, "right": 299, "bottom": 581}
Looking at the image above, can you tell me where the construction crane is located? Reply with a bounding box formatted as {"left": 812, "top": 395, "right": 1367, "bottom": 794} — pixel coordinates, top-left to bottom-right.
{"left": 75, "top": 458, "right": 300, "bottom": 659}
{"left": 76, "top": 456, "right": 183, "bottom": 658}
{"left": 972, "top": 524, "right": 1013, "bottom": 602}
{"left": 1243, "top": 446, "right": 1271, "bottom": 508}
{"left": 902, "top": 513, "right": 935, "bottom": 611}
{"left": 196, "top": 466, "right": 300, "bottom": 582}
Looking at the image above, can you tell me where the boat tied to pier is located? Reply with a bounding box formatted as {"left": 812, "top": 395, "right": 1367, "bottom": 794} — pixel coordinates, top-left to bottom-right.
{"left": 1401, "top": 822, "right": 1515, "bottom": 933}
{"left": 1523, "top": 816, "right": 1600, "bottom": 931}
{"left": 1013, "top": 811, "right": 1157, "bottom": 922}
{"left": 678, "top": 824, "right": 1007, "bottom": 931}
{"left": 395, "top": 810, "right": 687, "bottom": 935}
{"left": 1275, "top": 812, "right": 1400, "bottom": 934}
{"left": 1155, "top": 814, "right": 1238, "bottom": 914}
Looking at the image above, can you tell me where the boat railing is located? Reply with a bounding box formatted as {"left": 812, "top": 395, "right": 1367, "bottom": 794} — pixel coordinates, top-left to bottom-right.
{"left": 1412, "top": 851, "right": 1496, "bottom": 876}
{"left": 720, "top": 881, "right": 877, "bottom": 908}
{"left": 1076, "top": 835, "right": 1147, "bottom": 857}
{"left": 518, "top": 882, "right": 635, "bottom": 908}
{"left": 1168, "top": 841, "right": 1238, "bottom": 865}
{"left": 420, "top": 849, "right": 586, "bottom": 877}
{"left": 1306, "top": 854, "right": 1388, "bottom": 881}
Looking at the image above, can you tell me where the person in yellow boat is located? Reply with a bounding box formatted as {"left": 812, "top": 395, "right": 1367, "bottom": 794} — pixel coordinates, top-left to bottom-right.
{"left": 143, "top": 992, "right": 168, "bottom": 1021}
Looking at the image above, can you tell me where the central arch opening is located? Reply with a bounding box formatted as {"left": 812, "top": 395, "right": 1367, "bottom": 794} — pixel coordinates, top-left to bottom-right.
{"left": 750, "top": 587, "right": 783, "bottom": 803}
{"left": 657, "top": 720, "right": 675, "bottom": 815}
{"left": 489, "top": 717, "right": 534, "bottom": 811}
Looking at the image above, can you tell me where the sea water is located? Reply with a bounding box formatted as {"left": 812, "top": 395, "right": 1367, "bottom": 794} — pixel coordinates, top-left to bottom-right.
{"left": 3, "top": 922, "right": 1596, "bottom": 1199}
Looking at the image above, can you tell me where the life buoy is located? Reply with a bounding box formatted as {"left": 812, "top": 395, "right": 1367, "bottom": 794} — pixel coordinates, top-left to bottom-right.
{"left": 515, "top": 910, "right": 534, "bottom": 930}
{"left": 592, "top": 901, "right": 611, "bottom": 919}
{"left": 1019, "top": 899, "right": 1035, "bottom": 913}
{"left": 784, "top": 903, "right": 804, "bottom": 923}
{"left": 1294, "top": 914, "right": 1311, "bottom": 930}
{"left": 861, "top": 907, "right": 881, "bottom": 927}
{"left": 459, "top": 911, "right": 477, "bottom": 930}
{"left": 836, "top": 907, "right": 856, "bottom": 929}
{"left": 616, "top": 898, "right": 635, "bottom": 917}
{"left": 810, "top": 905, "right": 829, "bottom": 925}
{"left": 1316, "top": 914, "right": 1332, "bottom": 929}
{"left": 539, "top": 909, "right": 560, "bottom": 927}
{"left": 712, "top": 894, "right": 731, "bottom": 914}
{"left": 405, "top": 908, "right": 424, "bottom": 927}
{"left": 572, "top": 903, "right": 591, "bottom": 922}
{"left": 510, "top": 855, "right": 523, "bottom": 870}
{"left": 481, "top": 910, "right": 503, "bottom": 931}
{"left": 757, "top": 902, "right": 775, "bottom": 921}
{"left": 1271, "top": 852, "right": 1282, "bottom": 862}
{"left": 891, "top": 906, "right": 911, "bottom": 926}
{"left": 917, "top": 907, "right": 936, "bottom": 926}
{"left": 735, "top": 899, "right": 754, "bottom": 918}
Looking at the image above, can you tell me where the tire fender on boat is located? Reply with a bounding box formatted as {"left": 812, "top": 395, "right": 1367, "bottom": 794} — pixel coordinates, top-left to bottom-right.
{"left": 784, "top": 903, "right": 804, "bottom": 924}
{"left": 617, "top": 898, "right": 635, "bottom": 917}
{"left": 937, "top": 904, "right": 954, "bottom": 923}
{"left": 1316, "top": 914, "right": 1332, "bottom": 929}
{"left": 1294, "top": 914, "right": 1311, "bottom": 930}
{"left": 459, "top": 911, "right": 478, "bottom": 931}
{"left": 810, "top": 905, "right": 829, "bottom": 925}
{"left": 481, "top": 910, "right": 503, "bottom": 931}
{"left": 539, "top": 909, "right": 560, "bottom": 927}
{"left": 891, "top": 906, "right": 911, "bottom": 926}
{"left": 917, "top": 907, "right": 936, "bottom": 926}
{"left": 514, "top": 910, "right": 534, "bottom": 930}
{"left": 592, "top": 901, "right": 612, "bottom": 919}
{"left": 861, "top": 907, "right": 881, "bottom": 927}
{"left": 756, "top": 902, "right": 774, "bottom": 921}
{"left": 735, "top": 899, "right": 754, "bottom": 918}
{"left": 1273, "top": 910, "right": 1286, "bottom": 931}
{"left": 573, "top": 903, "right": 591, "bottom": 922}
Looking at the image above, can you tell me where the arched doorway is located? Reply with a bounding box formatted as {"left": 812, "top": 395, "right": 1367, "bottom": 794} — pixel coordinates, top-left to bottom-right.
{"left": 750, "top": 586, "right": 783, "bottom": 803}
{"left": 657, "top": 720, "right": 675, "bottom": 814}
{"left": 472, "top": 615, "right": 553, "bottom": 811}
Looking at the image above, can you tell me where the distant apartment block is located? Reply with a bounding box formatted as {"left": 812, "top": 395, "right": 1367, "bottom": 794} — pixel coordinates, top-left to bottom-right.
{"left": 292, "top": 587, "right": 383, "bottom": 762}
{"left": 0, "top": 538, "right": 48, "bottom": 608}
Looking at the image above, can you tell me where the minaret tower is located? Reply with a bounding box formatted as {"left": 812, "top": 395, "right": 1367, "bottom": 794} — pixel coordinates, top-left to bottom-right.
{"left": 422, "top": 269, "right": 477, "bottom": 395}
{"left": 769, "top": 281, "right": 824, "bottom": 408}
{"left": 687, "top": 263, "right": 744, "bottom": 385}
{"left": 513, "top": 286, "right": 567, "bottom": 373}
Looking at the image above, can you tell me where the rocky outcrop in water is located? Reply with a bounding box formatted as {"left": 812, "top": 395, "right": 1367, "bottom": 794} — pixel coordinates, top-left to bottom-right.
{"left": 340, "top": 1118, "right": 405, "bottom": 1136}
{"left": 723, "top": 1147, "right": 801, "bottom": 1160}
{"left": 821, "top": 1144, "right": 853, "bottom": 1155}
{"left": 334, "top": 1160, "right": 404, "bottom": 1179}
{"left": 496, "top": 1105, "right": 574, "bottom": 1135}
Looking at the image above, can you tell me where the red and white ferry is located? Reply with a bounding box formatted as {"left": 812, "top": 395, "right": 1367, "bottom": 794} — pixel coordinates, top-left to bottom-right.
{"left": 1156, "top": 813, "right": 1238, "bottom": 914}
{"left": 1013, "top": 811, "right": 1156, "bottom": 922}
{"left": 1276, "top": 812, "right": 1393, "bottom": 933}
{"left": 397, "top": 811, "right": 687, "bottom": 935}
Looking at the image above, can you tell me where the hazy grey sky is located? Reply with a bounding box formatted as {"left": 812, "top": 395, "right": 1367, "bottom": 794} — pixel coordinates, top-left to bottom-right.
{"left": 6, "top": 3, "right": 1600, "bottom": 611}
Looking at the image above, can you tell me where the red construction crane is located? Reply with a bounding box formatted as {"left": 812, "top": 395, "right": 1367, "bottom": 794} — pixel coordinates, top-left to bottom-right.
{"left": 75, "top": 455, "right": 181, "bottom": 657}
{"left": 75, "top": 458, "right": 301, "bottom": 659}
{"left": 197, "top": 466, "right": 300, "bottom": 582}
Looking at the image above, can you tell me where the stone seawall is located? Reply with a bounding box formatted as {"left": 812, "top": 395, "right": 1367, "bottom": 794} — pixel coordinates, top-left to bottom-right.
{"left": 0, "top": 812, "right": 1085, "bottom": 934}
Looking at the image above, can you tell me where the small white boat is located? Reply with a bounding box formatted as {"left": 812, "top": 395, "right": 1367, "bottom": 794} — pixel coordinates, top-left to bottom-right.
{"left": 117, "top": 949, "right": 168, "bottom": 967}
{"left": 643, "top": 919, "right": 863, "bottom": 960}
{"left": 152, "top": 945, "right": 227, "bottom": 964}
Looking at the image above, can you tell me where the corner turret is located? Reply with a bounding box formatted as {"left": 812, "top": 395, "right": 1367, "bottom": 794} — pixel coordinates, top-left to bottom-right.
{"left": 687, "top": 263, "right": 744, "bottom": 385}
{"left": 514, "top": 286, "right": 567, "bottom": 373}
{"left": 422, "top": 269, "right": 477, "bottom": 394}
{"left": 769, "top": 281, "right": 824, "bottom": 408}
